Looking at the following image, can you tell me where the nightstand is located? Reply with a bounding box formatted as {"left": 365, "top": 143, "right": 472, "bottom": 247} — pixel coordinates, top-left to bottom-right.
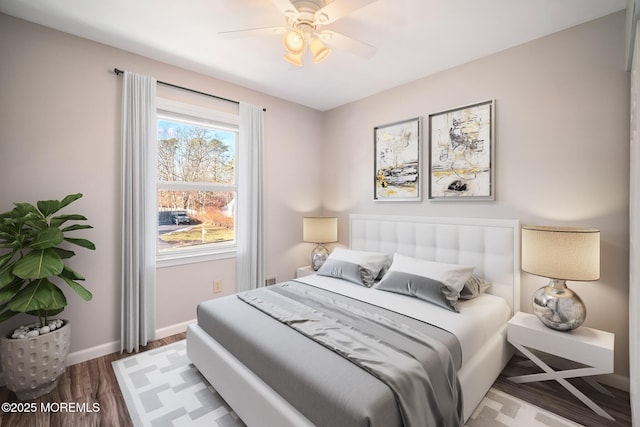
{"left": 507, "top": 311, "right": 615, "bottom": 421}
{"left": 295, "top": 266, "right": 316, "bottom": 278}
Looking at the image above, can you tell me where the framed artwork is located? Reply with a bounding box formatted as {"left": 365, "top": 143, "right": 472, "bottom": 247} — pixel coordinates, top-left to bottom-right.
{"left": 374, "top": 117, "right": 421, "bottom": 201}
{"left": 428, "top": 100, "right": 495, "bottom": 200}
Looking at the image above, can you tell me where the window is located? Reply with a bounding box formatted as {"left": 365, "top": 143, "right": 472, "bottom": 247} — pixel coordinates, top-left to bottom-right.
{"left": 156, "top": 99, "right": 238, "bottom": 266}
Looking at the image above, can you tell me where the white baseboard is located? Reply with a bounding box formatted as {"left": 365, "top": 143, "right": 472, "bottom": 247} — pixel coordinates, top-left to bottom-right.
{"left": 596, "top": 373, "right": 631, "bottom": 392}
{"left": 66, "top": 319, "right": 195, "bottom": 367}
{"left": 154, "top": 319, "right": 196, "bottom": 340}
{"left": 66, "top": 339, "right": 121, "bottom": 366}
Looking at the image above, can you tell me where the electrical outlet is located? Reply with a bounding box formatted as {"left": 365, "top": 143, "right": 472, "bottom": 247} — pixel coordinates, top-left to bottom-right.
{"left": 213, "top": 279, "right": 222, "bottom": 293}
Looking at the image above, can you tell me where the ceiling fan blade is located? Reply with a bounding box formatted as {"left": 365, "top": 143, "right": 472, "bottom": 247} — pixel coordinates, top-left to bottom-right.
{"left": 315, "top": 0, "right": 378, "bottom": 25}
{"left": 319, "top": 30, "right": 377, "bottom": 59}
{"left": 219, "top": 26, "right": 287, "bottom": 39}
{"left": 270, "top": 0, "right": 299, "bottom": 19}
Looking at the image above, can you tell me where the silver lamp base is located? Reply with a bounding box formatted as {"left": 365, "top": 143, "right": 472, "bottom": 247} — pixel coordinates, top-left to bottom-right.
{"left": 533, "top": 279, "right": 586, "bottom": 331}
{"left": 310, "top": 243, "right": 329, "bottom": 271}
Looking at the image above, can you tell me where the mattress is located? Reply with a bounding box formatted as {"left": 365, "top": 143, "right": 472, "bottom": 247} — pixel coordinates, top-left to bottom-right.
{"left": 296, "top": 274, "right": 512, "bottom": 365}
{"left": 194, "top": 275, "right": 511, "bottom": 426}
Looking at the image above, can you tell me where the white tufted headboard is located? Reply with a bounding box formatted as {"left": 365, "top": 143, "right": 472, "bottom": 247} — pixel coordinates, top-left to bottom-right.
{"left": 350, "top": 214, "right": 521, "bottom": 314}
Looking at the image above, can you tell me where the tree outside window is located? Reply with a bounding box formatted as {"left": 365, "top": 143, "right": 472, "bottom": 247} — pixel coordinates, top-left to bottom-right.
{"left": 157, "top": 114, "right": 237, "bottom": 257}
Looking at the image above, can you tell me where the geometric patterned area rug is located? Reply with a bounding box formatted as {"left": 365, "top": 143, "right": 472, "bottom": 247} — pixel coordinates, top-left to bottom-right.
{"left": 113, "top": 340, "right": 583, "bottom": 427}
{"left": 112, "top": 340, "right": 244, "bottom": 427}
{"left": 466, "top": 388, "right": 583, "bottom": 427}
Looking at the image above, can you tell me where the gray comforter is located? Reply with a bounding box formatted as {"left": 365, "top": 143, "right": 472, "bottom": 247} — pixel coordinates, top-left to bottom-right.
{"left": 237, "top": 281, "right": 463, "bottom": 427}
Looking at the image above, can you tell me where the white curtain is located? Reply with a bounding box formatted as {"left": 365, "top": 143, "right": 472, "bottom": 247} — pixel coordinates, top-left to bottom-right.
{"left": 630, "top": 25, "right": 640, "bottom": 425}
{"left": 236, "top": 103, "right": 265, "bottom": 292}
{"left": 120, "top": 71, "right": 157, "bottom": 352}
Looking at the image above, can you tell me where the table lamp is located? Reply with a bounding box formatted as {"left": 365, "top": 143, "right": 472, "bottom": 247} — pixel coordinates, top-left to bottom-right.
{"left": 521, "top": 225, "right": 600, "bottom": 331}
{"left": 303, "top": 217, "right": 338, "bottom": 270}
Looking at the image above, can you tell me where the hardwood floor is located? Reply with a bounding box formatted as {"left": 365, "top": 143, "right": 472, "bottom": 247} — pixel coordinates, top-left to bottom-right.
{"left": 495, "top": 354, "right": 632, "bottom": 427}
{"left": 0, "top": 333, "right": 632, "bottom": 426}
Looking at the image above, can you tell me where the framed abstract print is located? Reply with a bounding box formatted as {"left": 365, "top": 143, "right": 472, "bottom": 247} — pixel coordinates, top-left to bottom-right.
{"left": 374, "top": 117, "right": 421, "bottom": 201}
{"left": 428, "top": 100, "right": 495, "bottom": 200}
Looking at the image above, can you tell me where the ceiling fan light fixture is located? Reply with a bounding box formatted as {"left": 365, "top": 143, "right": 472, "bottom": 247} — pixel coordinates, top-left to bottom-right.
{"left": 283, "top": 29, "right": 305, "bottom": 54}
{"left": 310, "top": 37, "right": 331, "bottom": 64}
{"left": 284, "top": 51, "right": 304, "bottom": 67}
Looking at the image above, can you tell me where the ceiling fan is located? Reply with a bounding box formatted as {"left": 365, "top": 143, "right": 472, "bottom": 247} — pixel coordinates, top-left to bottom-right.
{"left": 219, "top": 0, "right": 379, "bottom": 66}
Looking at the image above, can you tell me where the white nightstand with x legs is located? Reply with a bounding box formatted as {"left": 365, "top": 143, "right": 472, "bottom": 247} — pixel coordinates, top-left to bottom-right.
{"left": 507, "top": 312, "right": 615, "bottom": 421}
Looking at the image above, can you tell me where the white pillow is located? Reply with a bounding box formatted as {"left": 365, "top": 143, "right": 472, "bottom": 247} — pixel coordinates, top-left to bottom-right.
{"left": 323, "top": 247, "right": 390, "bottom": 287}
{"left": 381, "top": 253, "right": 475, "bottom": 295}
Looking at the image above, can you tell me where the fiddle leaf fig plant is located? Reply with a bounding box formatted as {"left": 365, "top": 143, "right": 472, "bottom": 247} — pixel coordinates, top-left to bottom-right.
{"left": 0, "top": 193, "right": 95, "bottom": 328}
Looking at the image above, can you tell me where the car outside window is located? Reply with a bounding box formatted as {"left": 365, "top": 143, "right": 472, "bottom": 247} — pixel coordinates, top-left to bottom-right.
{"left": 156, "top": 99, "right": 238, "bottom": 266}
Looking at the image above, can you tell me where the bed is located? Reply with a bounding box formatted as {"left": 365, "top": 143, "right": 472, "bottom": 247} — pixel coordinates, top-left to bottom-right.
{"left": 187, "top": 214, "right": 520, "bottom": 426}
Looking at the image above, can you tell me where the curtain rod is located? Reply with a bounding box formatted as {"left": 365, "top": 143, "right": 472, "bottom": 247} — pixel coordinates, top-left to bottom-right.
{"left": 113, "top": 68, "right": 266, "bottom": 111}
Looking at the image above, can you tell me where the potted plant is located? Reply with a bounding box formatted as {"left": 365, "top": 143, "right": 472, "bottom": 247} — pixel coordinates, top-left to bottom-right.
{"left": 0, "top": 193, "right": 95, "bottom": 399}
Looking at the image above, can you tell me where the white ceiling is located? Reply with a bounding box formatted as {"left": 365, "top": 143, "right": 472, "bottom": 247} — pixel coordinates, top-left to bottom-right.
{"left": 0, "top": 0, "right": 627, "bottom": 111}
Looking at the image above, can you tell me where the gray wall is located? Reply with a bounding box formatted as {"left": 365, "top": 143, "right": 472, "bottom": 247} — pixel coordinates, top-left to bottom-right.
{"left": 321, "top": 11, "right": 631, "bottom": 382}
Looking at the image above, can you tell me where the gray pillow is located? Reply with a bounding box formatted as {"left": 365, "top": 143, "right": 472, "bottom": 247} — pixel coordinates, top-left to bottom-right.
{"left": 323, "top": 247, "right": 390, "bottom": 286}
{"left": 375, "top": 270, "right": 459, "bottom": 312}
{"left": 459, "top": 275, "right": 491, "bottom": 300}
{"left": 317, "top": 259, "right": 368, "bottom": 287}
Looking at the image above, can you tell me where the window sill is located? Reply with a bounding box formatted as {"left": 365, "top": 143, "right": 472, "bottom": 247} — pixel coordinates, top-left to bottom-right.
{"left": 156, "top": 247, "right": 236, "bottom": 268}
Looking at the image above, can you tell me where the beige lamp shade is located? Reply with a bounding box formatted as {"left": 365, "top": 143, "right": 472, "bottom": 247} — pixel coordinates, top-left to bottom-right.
{"left": 521, "top": 226, "right": 600, "bottom": 281}
{"left": 303, "top": 217, "right": 338, "bottom": 243}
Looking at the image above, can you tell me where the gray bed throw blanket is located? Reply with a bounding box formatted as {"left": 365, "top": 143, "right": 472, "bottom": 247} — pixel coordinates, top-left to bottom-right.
{"left": 237, "top": 281, "right": 463, "bottom": 427}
